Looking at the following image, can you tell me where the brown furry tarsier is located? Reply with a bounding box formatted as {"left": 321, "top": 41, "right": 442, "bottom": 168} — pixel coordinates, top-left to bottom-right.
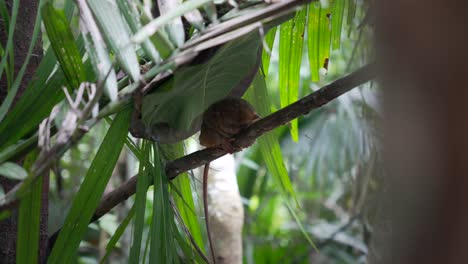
{"left": 199, "top": 97, "right": 259, "bottom": 264}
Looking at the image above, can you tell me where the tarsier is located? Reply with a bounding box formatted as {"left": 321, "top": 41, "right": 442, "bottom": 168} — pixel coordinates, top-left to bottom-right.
{"left": 199, "top": 97, "right": 259, "bottom": 264}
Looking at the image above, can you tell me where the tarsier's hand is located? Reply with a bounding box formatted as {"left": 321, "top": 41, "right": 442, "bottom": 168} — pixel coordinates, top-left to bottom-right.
{"left": 199, "top": 97, "right": 259, "bottom": 153}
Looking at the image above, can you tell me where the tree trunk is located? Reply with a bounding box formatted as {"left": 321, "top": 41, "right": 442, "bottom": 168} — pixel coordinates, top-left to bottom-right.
{"left": 0, "top": 0, "right": 46, "bottom": 263}
{"left": 376, "top": 1, "right": 468, "bottom": 263}
{"left": 203, "top": 155, "right": 244, "bottom": 264}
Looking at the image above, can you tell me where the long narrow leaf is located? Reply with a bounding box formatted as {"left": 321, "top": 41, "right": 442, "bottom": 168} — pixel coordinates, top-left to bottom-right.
{"left": 157, "top": 0, "right": 185, "bottom": 48}
{"left": 116, "top": 0, "right": 161, "bottom": 62}
{"left": 0, "top": 0, "right": 18, "bottom": 90}
{"left": 42, "top": 3, "right": 86, "bottom": 89}
{"left": 149, "top": 145, "right": 176, "bottom": 263}
{"left": 162, "top": 143, "right": 204, "bottom": 250}
{"left": 331, "top": 0, "right": 346, "bottom": 50}
{"left": 100, "top": 205, "right": 136, "bottom": 264}
{"left": 0, "top": 0, "right": 14, "bottom": 87}
{"left": 79, "top": 0, "right": 118, "bottom": 101}
{"left": 0, "top": 0, "right": 43, "bottom": 123}
{"left": 129, "top": 141, "right": 151, "bottom": 264}
{"left": 245, "top": 71, "right": 298, "bottom": 205}
{"left": 48, "top": 108, "right": 132, "bottom": 263}
{"left": 132, "top": 0, "right": 213, "bottom": 44}
{"left": 279, "top": 9, "right": 306, "bottom": 142}
{"left": 88, "top": 0, "right": 141, "bottom": 82}
{"left": 284, "top": 200, "right": 318, "bottom": 251}
{"left": 16, "top": 150, "right": 42, "bottom": 264}
{"left": 261, "top": 27, "right": 277, "bottom": 75}
{"left": 307, "top": 2, "right": 331, "bottom": 82}
{"left": 0, "top": 38, "right": 86, "bottom": 152}
{"left": 346, "top": 0, "right": 356, "bottom": 26}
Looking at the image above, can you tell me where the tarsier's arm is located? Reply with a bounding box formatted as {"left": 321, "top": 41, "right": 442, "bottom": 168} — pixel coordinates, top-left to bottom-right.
{"left": 199, "top": 97, "right": 258, "bottom": 264}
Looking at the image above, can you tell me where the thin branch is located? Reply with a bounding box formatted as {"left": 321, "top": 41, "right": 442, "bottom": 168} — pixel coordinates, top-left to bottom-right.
{"left": 93, "top": 63, "right": 376, "bottom": 222}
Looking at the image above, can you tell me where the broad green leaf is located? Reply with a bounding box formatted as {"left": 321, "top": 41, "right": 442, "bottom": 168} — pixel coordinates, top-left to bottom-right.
{"left": 331, "top": 0, "right": 346, "bottom": 50}
{"left": 279, "top": 8, "right": 306, "bottom": 142}
{"left": 161, "top": 143, "right": 204, "bottom": 250}
{"left": 142, "top": 33, "right": 261, "bottom": 131}
{"left": 100, "top": 205, "right": 135, "bottom": 264}
{"left": 42, "top": 3, "right": 86, "bottom": 89}
{"left": 88, "top": 0, "right": 141, "bottom": 82}
{"left": 307, "top": 2, "right": 332, "bottom": 82}
{"left": 48, "top": 108, "right": 131, "bottom": 264}
{"left": 0, "top": 0, "right": 43, "bottom": 123}
{"left": 149, "top": 145, "right": 176, "bottom": 263}
{"left": 245, "top": 71, "right": 298, "bottom": 205}
{"left": 17, "top": 150, "right": 41, "bottom": 264}
{"left": 261, "top": 27, "right": 277, "bottom": 75}
{"left": 0, "top": 162, "right": 28, "bottom": 180}
{"left": 129, "top": 141, "right": 151, "bottom": 264}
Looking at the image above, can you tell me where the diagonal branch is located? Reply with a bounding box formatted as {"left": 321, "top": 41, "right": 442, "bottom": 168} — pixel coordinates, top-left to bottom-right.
{"left": 93, "top": 63, "right": 377, "bottom": 222}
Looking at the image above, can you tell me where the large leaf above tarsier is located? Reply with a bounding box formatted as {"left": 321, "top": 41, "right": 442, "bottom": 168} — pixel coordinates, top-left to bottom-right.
{"left": 142, "top": 33, "right": 261, "bottom": 134}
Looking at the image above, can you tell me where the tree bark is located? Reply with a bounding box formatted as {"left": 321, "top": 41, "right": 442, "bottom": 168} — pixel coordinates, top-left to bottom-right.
{"left": 0, "top": 0, "right": 45, "bottom": 263}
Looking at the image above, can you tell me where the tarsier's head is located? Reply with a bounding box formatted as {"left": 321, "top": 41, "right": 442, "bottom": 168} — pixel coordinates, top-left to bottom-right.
{"left": 199, "top": 97, "right": 259, "bottom": 151}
